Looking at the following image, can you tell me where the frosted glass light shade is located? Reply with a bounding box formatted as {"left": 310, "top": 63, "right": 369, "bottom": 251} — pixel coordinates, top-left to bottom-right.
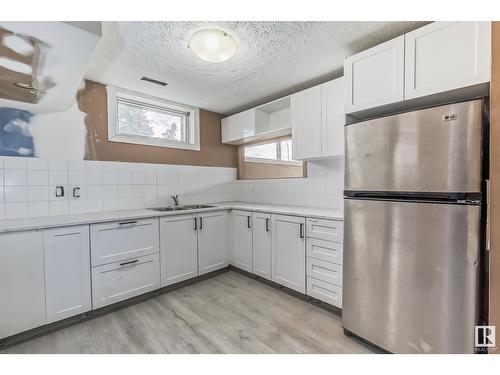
{"left": 188, "top": 29, "right": 238, "bottom": 63}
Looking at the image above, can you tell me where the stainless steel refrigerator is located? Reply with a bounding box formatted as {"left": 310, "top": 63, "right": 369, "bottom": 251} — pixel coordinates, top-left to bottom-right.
{"left": 342, "top": 99, "right": 486, "bottom": 354}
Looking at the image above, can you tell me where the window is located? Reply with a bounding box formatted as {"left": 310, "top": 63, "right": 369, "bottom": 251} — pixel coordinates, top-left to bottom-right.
{"left": 238, "top": 136, "right": 306, "bottom": 180}
{"left": 107, "top": 86, "right": 200, "bottom": 151}
{"left": 244, "top": 139, "right": 300, "bottom": 165}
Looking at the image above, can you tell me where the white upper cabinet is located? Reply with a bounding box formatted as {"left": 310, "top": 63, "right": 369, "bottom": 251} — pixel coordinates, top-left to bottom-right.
{"left": 160, "top": 214, "right": 199, "bottom": 287}
{"left": 221, "top": 109, "right": 256, "bottom": 144}
{"left": 44, "top": 225, "right": 91, "bottom": 324}
{"left": 344, "top": 35, "right": 405, "bottom": 114}
{"left": 231, "top": 210, "right": 253, "bottom": 273}
{"left": 405, "top": 21, "right": 491, "bottom": 100}
{"left": 198, "top": 211, "right": 229, "bottom": 275}
{"left": 221, "top": 97, "right": 292, "bottom": 145}
{"left": 0, "top": 231, "right": 46, "bottom": 339}
{"left": 321, "top": 78, "right": 345, "bottom": 158}
{"left": 291, "top": 85, "right": 323, "bottom": 160}
{"left": 345, "top": 22, "right": 492, "bottom": 116}
{"left": 291, "top": 78, "right": 345, "bottom": 160}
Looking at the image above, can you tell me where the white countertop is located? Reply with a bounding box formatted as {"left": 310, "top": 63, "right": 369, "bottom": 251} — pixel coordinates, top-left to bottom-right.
{"left": 0, "top": 201, "right": 343, "bottom": 234}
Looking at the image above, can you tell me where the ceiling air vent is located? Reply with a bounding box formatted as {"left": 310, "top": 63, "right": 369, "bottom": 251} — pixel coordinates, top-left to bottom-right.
{"left": 140, "top": 76, "right": 168, "bottom": 86}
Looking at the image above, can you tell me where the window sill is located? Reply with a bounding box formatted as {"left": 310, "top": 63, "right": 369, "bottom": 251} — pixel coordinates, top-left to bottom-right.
{"left": 244, "top": 157, "right": 302, "bottom": 166}
{"left": 109, "top": 134, "right": 200, "bottom": 151}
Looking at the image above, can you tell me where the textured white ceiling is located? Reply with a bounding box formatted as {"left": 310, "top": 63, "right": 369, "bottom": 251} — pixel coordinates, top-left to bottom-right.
{"left": 86, "top": 21, "right": 428, "bottom": 115}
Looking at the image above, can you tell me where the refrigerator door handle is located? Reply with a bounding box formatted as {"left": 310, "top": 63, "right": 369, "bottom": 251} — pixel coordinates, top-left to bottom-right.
{"left": 486, "top": 179, "right": 491, "bottom": 252}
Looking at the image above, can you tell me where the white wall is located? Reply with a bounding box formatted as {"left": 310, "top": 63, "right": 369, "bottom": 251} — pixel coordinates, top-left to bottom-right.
{"left": 233, "top": 158, "right": 344, "bottom": 210}
{"left": 0, "top": 156, "right": 236, "bottom": 219}
{"left": 0, "top": 156, "right": 345, "bottom": 220}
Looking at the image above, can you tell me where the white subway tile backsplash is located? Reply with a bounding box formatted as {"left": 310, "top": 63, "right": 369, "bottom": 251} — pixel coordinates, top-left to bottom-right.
{"left": 233, "top": 158, "right": 345, "bottom": 210}
{"left": 28, "top": 186, "right": 49, "bottom": 202}
{"left": 49, "top": 170, "right": 68, "bottom": 185}
{"left": 4, "top": 169, "right": 28, "bottom": 186}
{"left": 48, "top": 159, "right": 68, "bottom": 171}
{"left": 102, "top": 185, "right": 118, "bottom": 199}
{"left": 27, "top": 158, "right": 48, "bottom": 170}
{"left": 86, "top": 199, "right": 103, "bottom": 213}
{"left": 117, "top": 171, "right": 132, "bottom": 185}
{"left": 3, "top": 156, "right": 27, "bottom": 170}
{"left": 86, "top": 185, "right": 103, "bottom": 199}
{"left": 102, "top": 171, "right": 118, "bottom": 185}
{"left": 28, "top": 169, "right": 49, "bottom": 185}
{"left": 85, "top": 160, "right": 102, "bottom": 171}
{"left": 68, "top": 171, "right": 86, "bottom": 185}
{"left": 132, "top": 171, "right": 156, "bottom": 185}
{"left": 4, "top": 186, "right": 28, "bottom": 203}
{"left": 69, "top": 200, "right": 88, "bottom": 214}
{"left": 0, "top": 156, "right": 346, "bottom": 219}
{"left": 85, "top": 171, "right": 102, "bottom": 185}
{"left": 68, "top": 160, "right": 86, "bottom": 171}
{"left": 50, "top": 200, "right": 69, "bottom": 216}
{"left": 5, "top": 202, "right": 28, "bottom": 219}
{"left": 118, "top": 185, "right": 132, "bottom": 198}
{"left": 29, "top": 201, "right": 50, "bottom": 217}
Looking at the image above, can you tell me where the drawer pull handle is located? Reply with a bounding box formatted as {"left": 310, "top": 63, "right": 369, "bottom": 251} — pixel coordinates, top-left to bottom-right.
{"left": 118, "top": 220, "right": 138, "bottom": 226}
{"left": 54, "top": 231, "right": 80, "bottom": 237}
{"left": 120, "top": 259, "right": 139, "bottom": 266}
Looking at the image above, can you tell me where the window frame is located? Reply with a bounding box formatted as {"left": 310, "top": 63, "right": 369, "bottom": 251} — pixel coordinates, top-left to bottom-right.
{"left": 243, "top": 138, "right": 302, "bottom": 166}
{"left": 107, "top": 85, "right": 200, "bottom": 151}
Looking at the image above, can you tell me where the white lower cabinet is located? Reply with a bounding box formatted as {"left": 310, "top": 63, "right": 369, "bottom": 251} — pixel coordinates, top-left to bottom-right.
{"left": 160, "top": 214, "right": 198, "bottom": 287}
{"left": 90, "top": 218, "right": 159, "bottom": 266}
{"left": 44, "top": 225, "right": 91, "bottom": 323}
{"left": 92, "top": 253, "right": 160, "bottom": 309}
{"left": 0, "top": 231, "right": 46, "bottom": 339}
{"left": 198, "top": 211, "right": 229, "bottom": 275}
{"left": 306, "top": 257, "right": 342, "bottom": 287}
{"left": 307, "top": 277, "right": 342, "bottom": 307}
{"left": 305, "top": 218, "right": 344, "bottom": 308}
{"left": 252, "top": 212, "right": 272, "bottom": 280}
{"left": 271, "top": 214, "right": 306, "bottom": 293}
{"left": 231, "top": 210, "right": 253, "bottom": 272}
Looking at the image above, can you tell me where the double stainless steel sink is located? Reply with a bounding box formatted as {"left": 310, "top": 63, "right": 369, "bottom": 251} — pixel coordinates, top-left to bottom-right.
{"left": 149, "top": 204, "right": 214, "bottom": 212}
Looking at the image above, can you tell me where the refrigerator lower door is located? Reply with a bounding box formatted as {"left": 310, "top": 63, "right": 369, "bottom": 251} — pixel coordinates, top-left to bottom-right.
{"left": 342, "top": 199, "right": 480, "bottom": 353}
{"left": 344, "top": 100, "right": 483, "bottom": 194}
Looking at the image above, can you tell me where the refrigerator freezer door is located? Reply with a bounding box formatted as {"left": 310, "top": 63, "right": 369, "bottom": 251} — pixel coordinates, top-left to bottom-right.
{"left": 342, "top": 199, "right": 480, "bottom": 353}
{"left": 345, "top": 100, "right": 483, "bottom": 193}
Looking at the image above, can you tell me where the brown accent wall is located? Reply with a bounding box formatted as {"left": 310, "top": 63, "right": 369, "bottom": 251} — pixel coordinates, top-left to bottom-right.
{"left": 77, "top": 80, "right": 237, "bottom": 167}
{"left": 490, "top": 22, "right": 500, "bottom": 337}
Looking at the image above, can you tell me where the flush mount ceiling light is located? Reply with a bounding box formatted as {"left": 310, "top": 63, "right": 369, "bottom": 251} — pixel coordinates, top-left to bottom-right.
{"left": 188, "top": 29, "right": 238, "bottom": 63}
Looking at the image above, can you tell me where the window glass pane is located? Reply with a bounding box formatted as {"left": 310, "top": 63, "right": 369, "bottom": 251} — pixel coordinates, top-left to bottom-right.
{"left": 117, "top": 100, "right": 188, "bottom": 142}
{"left": 278, "top": 139, "right": 293, "bottom": 161}
{"left": 244, "top": 142, "right": 278, "bottom": 160}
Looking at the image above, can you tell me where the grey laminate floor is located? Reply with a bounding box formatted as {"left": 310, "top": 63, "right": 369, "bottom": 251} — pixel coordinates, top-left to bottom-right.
{"left": 1, "top": 271, "right": 374, "bottom": 354}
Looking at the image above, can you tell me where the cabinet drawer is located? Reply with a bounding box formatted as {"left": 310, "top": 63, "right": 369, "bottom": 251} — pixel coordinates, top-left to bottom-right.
{"left": 307, "top": 277, "right": 342, "bottom": 308}
{"left": 306, "top": 218, "right": 343, "bottom": 242}
{"left": 91, "top": 253, "right": 160, "bottom": 309}
{"left": 90, "top": 218, "right": 159, "bottom": 266}
{"left": 307, "top": 257, "right": 342, "bottom": 287}
{"left": 306, "top": 237, "right": 343, "bottom": 265}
